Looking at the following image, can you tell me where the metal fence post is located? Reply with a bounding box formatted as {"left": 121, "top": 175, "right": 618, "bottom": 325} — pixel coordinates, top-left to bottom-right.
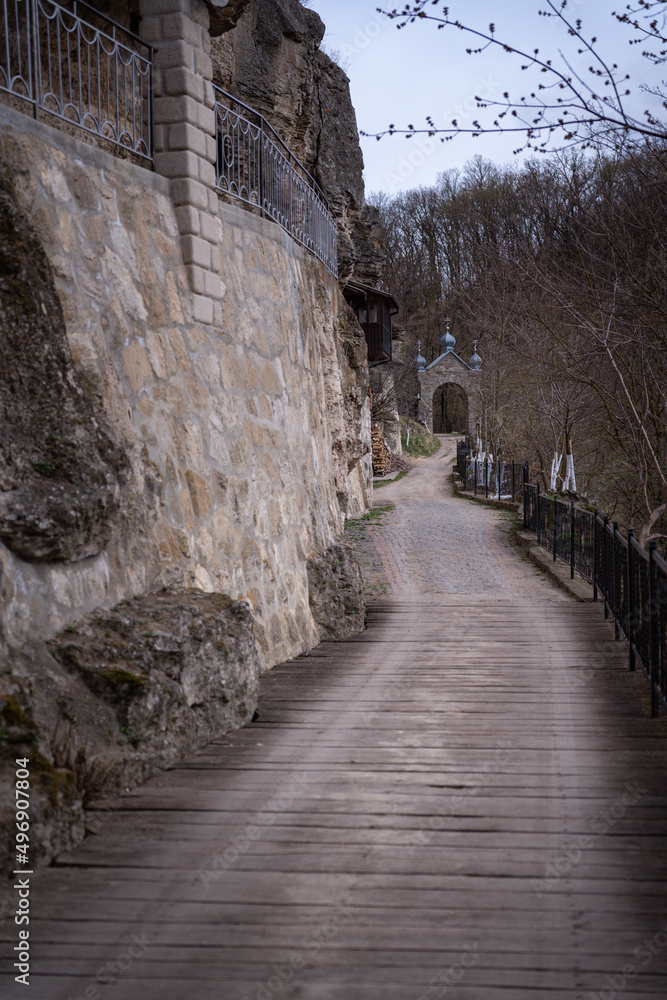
{"left": 498, "top": 460, "right": 501, "bottom": 502}
{"left": 474, "top": 460, "right": 477, "bottom": 496}
{"left": 536, "top": 485, "right": 541, "bottom": 547}
{"left": 30, "top": 0, "right": 40, "bottom": 120}
{"left": 553, "top": 501, "right": 558, "bottom": 562}
{"left": 627, "top": 528, "right": 636, "bottom": 672}
{"left": 613, "top": 521, "right": 621, "bottom": 640}
{"left": 593, "top": 509, "right": 598, "bottom": 602}
{"left": 485, "top": 457, "right": 488, "bottom": 500}
{"left": 603, "top": 515, "right": 609, "bottom": 619}
{"left": 570, "top": 501, "right": 575, "bottom": 579}
{"left": 649, "top": 540, "right": 659, "bottom": 717}
{"left": 512, "top": 463, "right": 516, "bottom": 503}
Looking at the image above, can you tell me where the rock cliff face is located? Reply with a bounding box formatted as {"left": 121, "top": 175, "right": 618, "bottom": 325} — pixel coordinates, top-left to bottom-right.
{"left": 0, "top": 171, "right": 129, "bottom": 563}
{"left": 210, "top": 0, "right": 383, "bottom": 517}
{"left": 0, "top": 587, "right": 259, "bottom": 874}
{"left": 210, "top": 0, "right": 384, "bottom": 287}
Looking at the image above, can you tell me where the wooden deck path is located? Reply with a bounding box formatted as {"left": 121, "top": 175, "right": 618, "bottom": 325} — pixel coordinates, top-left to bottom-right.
{"left": 4, "top": 595, "right": 667, "bottom": 999}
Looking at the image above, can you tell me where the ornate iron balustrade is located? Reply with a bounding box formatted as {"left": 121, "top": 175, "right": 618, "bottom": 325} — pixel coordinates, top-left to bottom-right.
{"left": 0, "top": 0, "right": 153, "bottom": 161}
{"left": 523, "top": 482, "right": 667, "bottom": 716}
{"left": 214, "top": 85, "right": 338, "bottom": 277}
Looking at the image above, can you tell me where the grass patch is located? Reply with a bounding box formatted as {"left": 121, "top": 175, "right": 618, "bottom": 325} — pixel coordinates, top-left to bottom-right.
{"left": 345, "top": 502, "right": 395, "bottom": 544}
{"left": 498, "top": 509, "right": 520, "bottom": 549}
{"left": 373, "top": 470, "right": 409, "bottom": 489}
{"left": 399, "top": 417, "right": 441, "bottom": 458}
{"left": 401, "top": 432, "right": 441, "bottom": 458}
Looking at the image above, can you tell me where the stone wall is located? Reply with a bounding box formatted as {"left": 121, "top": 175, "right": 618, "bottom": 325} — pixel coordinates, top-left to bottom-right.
{"left": 0, "top": 103, "right": 368, "bottom": 670}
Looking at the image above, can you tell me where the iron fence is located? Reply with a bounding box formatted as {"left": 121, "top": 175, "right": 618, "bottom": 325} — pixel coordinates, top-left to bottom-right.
{"left": 0, "top": 0, "right": 152, "bottom": 160}
{"left": 523, "top": 483, "right": 667, "bottom": 716}
{"left": 524, "top": 487, "right": 596, "bottom": 583}
{"left": 214, "top": 85, "right": 338, "bottom": 277}
{"left": 456, "top": 443, "right": 527, "bottom": 504}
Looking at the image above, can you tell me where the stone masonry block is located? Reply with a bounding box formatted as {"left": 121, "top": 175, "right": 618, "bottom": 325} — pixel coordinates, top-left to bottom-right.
{"left": 199, "top": 159, "right": 216, "bottom": 189}
{"left": 210, "top": 243, "right": 221, "bottom": 273}
{"left": 153, "top": 124, "right": 166, "bottom": 154}
{"left": 153, "top": 95, "right": 200, "bottom": 126}
{"left": 187, "top": 265, "right": 206, "bottom": 295}
{"left": 171, "top": 177, "right": 209, "bottom": 209}
{"left": 194, "top": 48, "right": 213, "bottom": 81}
{"left": 199, "top": 212, "right": 220, "bottom": 244}
{"left": 208, "top": 189, "right": 219, "bottom": 215}
{"left": 192, "top": 294, "right": 213, "bottom": 325}
{"left": 155, "top": 149, "right": 200, "bottom": 179}
{"left": 138, "top": 16, "right": 161, "bottom": 43}
{"left": 175, "top": 205, "right": 200, "bottom": 235}
{"left": 168, "top": 122, "right": 206, "bottom": 156}
{"left": 203, "top": 270, "right": 223, "bottom": 300}
{"left": 191, "top": 0, "right": 210, "bottom": 29}
{"left": 153, "top": 40, "right": 195, "bottom": 72}
{"left": 201, "top": 31, "right": 211, "bottom": 56}
{"left": 182, "top": 235, "right": 211, "bottom": 268}
{"left": 164, "top": 67, "right": 204, "bottom": 103}
{"left": 203, "top": 80, "right": 215, "bottom": 110}
{"left": 212, "top": 301, "right": 222, "bottom": 328}
{"left": 161, "top": 13, "right": 202, "bottom": 47}
{"left": 205, "top": 134, "right": 217, "bottom": 163}
{"left": 198, "top": 105, "right": 216, "bottom": 137}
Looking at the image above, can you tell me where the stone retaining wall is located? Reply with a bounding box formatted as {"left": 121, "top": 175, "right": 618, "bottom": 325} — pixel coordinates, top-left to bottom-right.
{"left": 0, "top": 103, "right": 368, "bottom": 670}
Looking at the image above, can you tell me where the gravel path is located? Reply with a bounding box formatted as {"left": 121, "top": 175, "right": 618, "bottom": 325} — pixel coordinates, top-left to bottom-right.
{"left": 367, "top": 437, "right": 569, "bottom": 602}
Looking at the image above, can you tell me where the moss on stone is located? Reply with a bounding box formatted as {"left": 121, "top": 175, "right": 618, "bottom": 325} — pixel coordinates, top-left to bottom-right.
{"left": 1, "top": 694, "right": 30, "bottom": 728}
{"left": 100, "top": 666, "right": 147, "bottom": 696}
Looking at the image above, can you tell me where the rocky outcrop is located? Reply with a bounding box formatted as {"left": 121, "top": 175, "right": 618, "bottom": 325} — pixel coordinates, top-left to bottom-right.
{"left": 307, "top": 539, "right": 365, "bottom": 641}
{"left": 207, "top": 0, "right": 253, "bottom": 36}
{"left": 0, "top": 171, "right": 128, "bottom": 562}
{"left": 0, "top": 587, "right": 259, "bottom": 873}
{"left": 210, "top": 0, "right": 385, "bottom": 286}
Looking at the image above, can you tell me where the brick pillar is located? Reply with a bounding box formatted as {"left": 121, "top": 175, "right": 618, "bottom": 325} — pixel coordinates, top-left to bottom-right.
{"left": 139, "top": 0, "right": 222, "bottom": 326}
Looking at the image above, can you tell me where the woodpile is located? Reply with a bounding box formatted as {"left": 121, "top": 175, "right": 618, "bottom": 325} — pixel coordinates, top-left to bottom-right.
{"left": 371, "top": 423, "right": 392, "bottom": 476}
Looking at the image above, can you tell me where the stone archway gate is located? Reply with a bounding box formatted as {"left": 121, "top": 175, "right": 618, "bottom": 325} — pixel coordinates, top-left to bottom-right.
{"left": 417, "top": 351, "right": 482, "bottom": 437}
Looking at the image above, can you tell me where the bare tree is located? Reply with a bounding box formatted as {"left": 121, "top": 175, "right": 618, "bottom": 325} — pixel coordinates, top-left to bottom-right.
{"left": 371, "top": 1, "right": 667, "bottom": 154}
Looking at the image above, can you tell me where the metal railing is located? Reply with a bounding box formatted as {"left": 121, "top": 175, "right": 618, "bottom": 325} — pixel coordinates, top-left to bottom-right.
{"left": 0, "top": 0, "right": 153, "bottom": 161}
{"left": 214, "top": 85, "right": 338, "bottom": 277}
{"left": 523, "top": 483, "right": 667, "bottom": 716}
{"left": 456, "top": 443, "right": 528, "bottom": 504}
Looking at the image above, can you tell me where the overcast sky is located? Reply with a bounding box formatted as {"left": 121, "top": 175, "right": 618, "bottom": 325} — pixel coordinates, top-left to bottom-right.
{"left": 306, "top": 0, "right": 663, "bottom": 197}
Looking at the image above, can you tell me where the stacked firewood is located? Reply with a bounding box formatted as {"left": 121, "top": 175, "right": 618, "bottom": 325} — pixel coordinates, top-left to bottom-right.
{"left": 371, "top": 423, "right": 392, "bottom": 476}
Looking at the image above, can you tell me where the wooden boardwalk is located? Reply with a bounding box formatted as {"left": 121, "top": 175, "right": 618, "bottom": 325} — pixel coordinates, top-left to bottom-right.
{"left": 4, "top": 439, "right": 667, "bottom": 1000}
{"left": 4, "top": 595, "right": 667, "bottom": 999}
